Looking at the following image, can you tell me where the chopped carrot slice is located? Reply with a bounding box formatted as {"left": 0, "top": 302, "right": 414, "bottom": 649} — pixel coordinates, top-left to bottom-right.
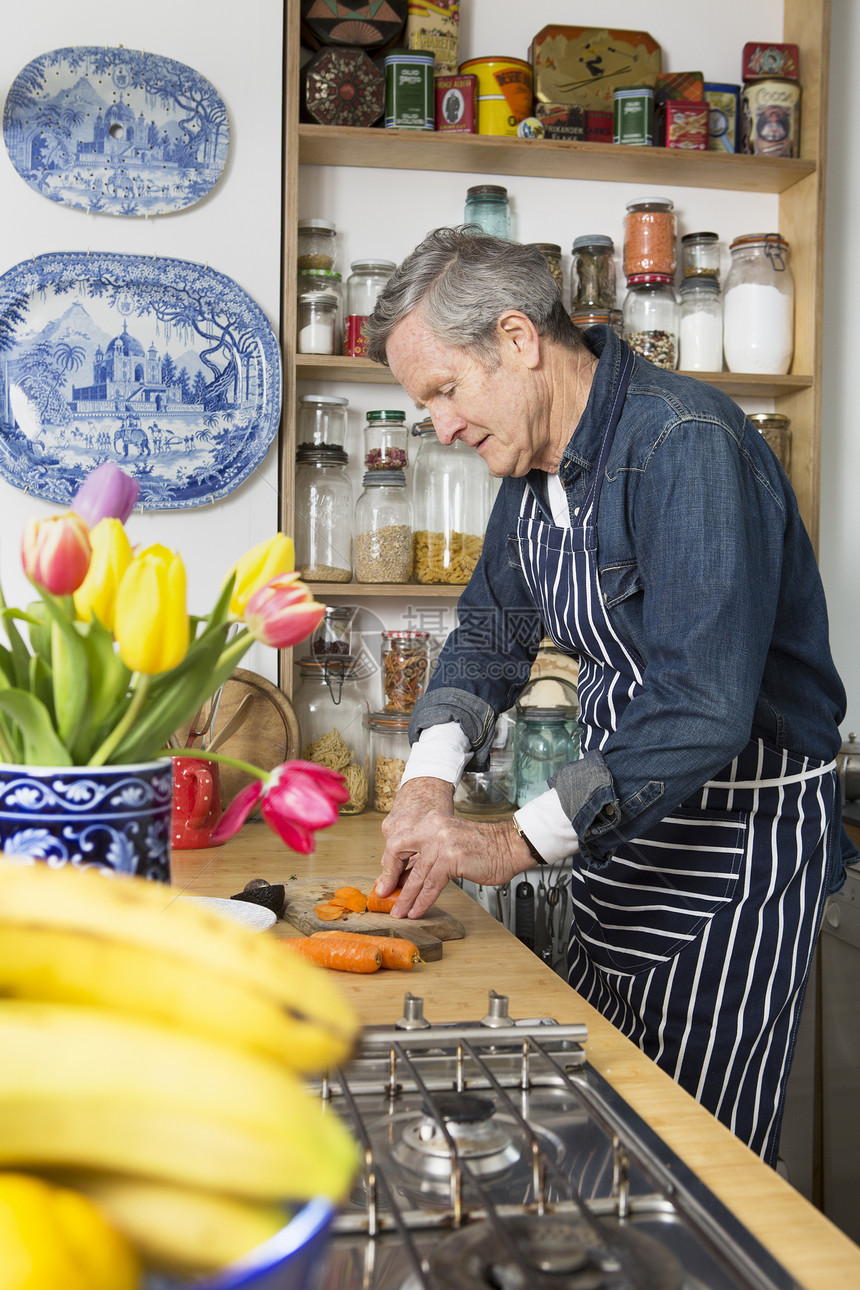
{"left": 314, "top": 903, "right": 347, "bottom": 921}
{"left": 329, "top": 889, "right": 368, "bottom": 913}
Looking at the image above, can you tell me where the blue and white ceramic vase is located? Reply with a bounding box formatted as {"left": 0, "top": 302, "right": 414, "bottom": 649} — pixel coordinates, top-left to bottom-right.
{"left": 0, "top": 761, "right": 174, "bottom": 882}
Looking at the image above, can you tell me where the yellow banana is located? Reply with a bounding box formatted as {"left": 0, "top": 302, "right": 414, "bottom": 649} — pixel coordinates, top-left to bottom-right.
{"left": 0, "top": 860, "right": 358, "bottom": 1071}
{"left": 65, "top": 1174, "right": 287, "bottom": 1274}
{"left": 0, "top": 1001, "right": 359, "bottom": 1202}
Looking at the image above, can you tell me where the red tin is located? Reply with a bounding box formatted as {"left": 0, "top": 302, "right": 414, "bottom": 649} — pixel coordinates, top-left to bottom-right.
{"left": 741, "top": 42, "right": 799, "bottom": 82}
{"left": 435, "top": 74, "right": 476, "bottom": 132}
{"left": 664, "top": 100, "right": 709, "bottom": 150}
{"left": 584, "top": 110, "right": 613, "bottom": 142}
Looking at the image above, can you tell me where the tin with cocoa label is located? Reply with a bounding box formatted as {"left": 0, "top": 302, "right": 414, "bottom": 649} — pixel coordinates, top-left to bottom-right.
{"left": 741, "top": 78, "right": 801, "bottom": 157}
{"left": 435, "top": 74, "right": 476, "bottom": 132}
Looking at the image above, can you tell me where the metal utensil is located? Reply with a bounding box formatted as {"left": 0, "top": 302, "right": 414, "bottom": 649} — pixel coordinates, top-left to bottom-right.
{"left": 207, "top": 694, "right": 255, "bottom": 755}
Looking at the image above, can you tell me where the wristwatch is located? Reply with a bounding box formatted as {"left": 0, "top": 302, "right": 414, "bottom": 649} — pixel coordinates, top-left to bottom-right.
{"left": 512, "top": 814, "right": 547, "bottom": 865}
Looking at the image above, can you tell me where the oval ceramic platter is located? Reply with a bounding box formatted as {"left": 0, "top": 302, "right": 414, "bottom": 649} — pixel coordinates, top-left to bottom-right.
{"left": 3, "top": 45, "right": 228, "bottom": 217}
{"left": 0, "top": 251, "right": 281, "bottom": 510}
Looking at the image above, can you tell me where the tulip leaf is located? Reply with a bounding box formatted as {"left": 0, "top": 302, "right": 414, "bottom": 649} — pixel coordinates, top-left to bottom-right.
{"left": 32, "top": 589, "right": 90, "bottom": 750}
{"left": 28, "top": 653, "right": 54, "bottom": 715}
{"left": 71, "top": 620, "right": 132, "bottom": 763}
{"left": 0, "top": 689, "right": 72, "bottom": 765}
{"left": 0, "top": 606, "right": 34, "bottom": 690}
{"left": 0, "top": 643, "right": 14, "bottom": 687}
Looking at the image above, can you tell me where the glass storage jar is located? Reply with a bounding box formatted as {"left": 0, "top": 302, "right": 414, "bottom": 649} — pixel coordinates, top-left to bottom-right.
{"left": 366, "top": 712, "right": 411, "bottom": 813}
{"left": 297, "top": 394, "right": 348, "bottom": 450}
{"left": 354, "top": 471, "right": 412, "bottom": 583}
{"left": 294, "top": 657, "right": 369, "bottom": 814}
{"left": 297, "top": 269, "right": 342, "bottom": 355}
{"left": 363, "top": 409, "right": 408, "bottom": 471}
{"left": 723, "top": 233, "right": 794, "bottom": 375}
{"left": 344, "top": 259, "right": 396, "bottom": 357}
{"left": 526, "top": 243, "right": 563, "bottom": 293}
{"left": 297, "top": 218, "right": 338, "bottom": 272}
{"left": 623, "top": 197, "right": 676, "bottom": 277}
{"left": 464, "top": 184, "right": 511, "bottom": 239}
{"left": 749, "top": 412, "right": 791, "bottom": 476}
{"left": 571, "top": 308, "right": 623, "bottom": 337}
{"left": 678, "top": 278, "right": 723, "bottom": 371}
{"left": 294, "top": 446, "right": 353, "bottom": 583}
{"left": 411, "top": 418, "right": 495, "bottom": 584}
{"left": 513, "top": 706, "right": 577, "bottom": 808}
{"left": 571, "top": 235, "right": 617, "bottom": 310}
{"left": 680, "top": 231, "right": 720, "bottom": 280}
{"left": 312, "top": 605, "right": 356, "bottom": 659}
{"left": 381, "top": 630, "right": 429, "bottom": 713}
{"left": 622, "top": 274, "right": 678, "bottom": 370}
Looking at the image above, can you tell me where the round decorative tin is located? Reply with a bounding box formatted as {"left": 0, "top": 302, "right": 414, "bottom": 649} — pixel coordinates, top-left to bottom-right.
{"left": 383, "top": 49, "right": 435, "bottom": 129}
{"left": 741, "top": 78, "right": 801, "bottom": 157}
{"left": 459, "top": 56, "right": 533, "bottom": 137}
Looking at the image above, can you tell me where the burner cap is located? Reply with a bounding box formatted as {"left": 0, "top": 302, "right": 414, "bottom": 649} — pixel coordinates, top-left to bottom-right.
{"left": 422, "top": 1091, "right": 495, "bottom": 1124}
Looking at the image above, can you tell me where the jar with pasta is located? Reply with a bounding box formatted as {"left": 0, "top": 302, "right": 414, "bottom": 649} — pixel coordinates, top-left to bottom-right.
{"left": 294, "top": 657, "right": 369, "bottom": 814}
{"left": 410, "top": 418, "right": 494, "bottom": 584}
{"left": 381, "top": 630, "right": 429, "bottom": 713}
{"left": 366, "top": 711, "right": 411, "bottom": 812}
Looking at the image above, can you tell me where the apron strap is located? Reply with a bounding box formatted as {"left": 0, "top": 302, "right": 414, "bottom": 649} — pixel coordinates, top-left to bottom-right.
{"left": 578, "top": 341, "right": 635, "bottom": 521}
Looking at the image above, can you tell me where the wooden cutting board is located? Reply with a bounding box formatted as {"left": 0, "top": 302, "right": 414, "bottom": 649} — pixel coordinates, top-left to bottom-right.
{"left": 280, "top": 879, "right": 465, "bottom": 962}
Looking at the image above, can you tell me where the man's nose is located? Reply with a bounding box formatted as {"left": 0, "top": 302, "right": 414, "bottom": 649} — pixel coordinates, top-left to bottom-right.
{"left": 429, "top": 404, "right": 465, "bottom": 445}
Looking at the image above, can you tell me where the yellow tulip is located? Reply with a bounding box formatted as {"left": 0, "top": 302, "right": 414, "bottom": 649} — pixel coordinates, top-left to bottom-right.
{"left": 113, "top": 544, "right": 189, "bottom": 674}
{"left": 73, "top": 518, "right": 134, "bottom": 628}
{"left": 226, "top": 533, "right": 295, "bottom": 619}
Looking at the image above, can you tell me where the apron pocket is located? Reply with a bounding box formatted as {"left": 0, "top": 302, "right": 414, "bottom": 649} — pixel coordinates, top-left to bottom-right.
{"left": 571, "top": 806, "right": 747, "bottom": 974}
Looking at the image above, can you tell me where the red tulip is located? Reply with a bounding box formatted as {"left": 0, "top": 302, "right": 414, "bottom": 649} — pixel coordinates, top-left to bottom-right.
{"left": 244, "top": 573, "right": 326, "bottom": 649}
{"left": 21, "top": 512, "right": 92, "bottom": 595}
{"left": 210, "top": 760, "right": 349, "bottom": 852}
{"left": 72, "top": 462, "right": 139, "bottom": 527}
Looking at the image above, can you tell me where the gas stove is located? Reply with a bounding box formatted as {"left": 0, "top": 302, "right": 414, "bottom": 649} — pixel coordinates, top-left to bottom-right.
{"left": 307, "top": 992, "right": 799, "bottom": 1290}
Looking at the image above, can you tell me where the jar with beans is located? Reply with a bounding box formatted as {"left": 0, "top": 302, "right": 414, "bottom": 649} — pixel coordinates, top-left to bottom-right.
{"left": 622, "top": 274, "right": 678, "bottom": 370}
{"left": 623, "top": 197, "right": 676, "bottom": 278}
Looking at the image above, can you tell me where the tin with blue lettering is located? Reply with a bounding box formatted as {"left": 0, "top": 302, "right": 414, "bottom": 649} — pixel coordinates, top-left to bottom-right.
{"left": 383, "top": 49, "right": 435, "bottom": 129}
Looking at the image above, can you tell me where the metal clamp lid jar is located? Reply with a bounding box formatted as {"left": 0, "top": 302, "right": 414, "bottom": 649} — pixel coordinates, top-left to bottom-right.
{"left": 571, "top": 235, "right": 616, "bottom": 310}
{"left": 723, "top": 233, "right": 794, "bottom": 375}
{"left": 623, "top": 197, "right": 676, "bottom": 277}
{"left": 410, "top": 417, "right": 494, "bottom": 584}
{"left": 294, "top": 656, "right": 368, "bottom": 814}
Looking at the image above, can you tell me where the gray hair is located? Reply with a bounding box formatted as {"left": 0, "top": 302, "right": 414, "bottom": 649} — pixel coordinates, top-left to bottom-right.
{"left": 364, "top": 226, "right": 585, "bottom": 368}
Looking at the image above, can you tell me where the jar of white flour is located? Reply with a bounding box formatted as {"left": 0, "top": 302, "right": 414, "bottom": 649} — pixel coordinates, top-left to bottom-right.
{"left": 723, "top": 234, "right": 794, "bottom": 374}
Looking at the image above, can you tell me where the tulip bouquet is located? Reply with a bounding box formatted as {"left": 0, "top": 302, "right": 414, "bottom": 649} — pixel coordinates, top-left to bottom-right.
{"left": 0, "top": 463, "right": 350, "bottom": 852}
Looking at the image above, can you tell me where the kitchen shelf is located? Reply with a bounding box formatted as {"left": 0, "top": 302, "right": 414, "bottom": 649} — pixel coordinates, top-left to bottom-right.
{"left": 307, "top": 581, "right": 460, "bottom": 598}
{"left": 297, "top": 354, "right": 814, "bottom": 399}
{"left": 298, "top": 124, "right": 815, "bottom": 194}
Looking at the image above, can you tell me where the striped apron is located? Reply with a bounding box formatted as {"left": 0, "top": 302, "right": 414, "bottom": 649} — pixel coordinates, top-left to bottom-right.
{"left": 516, "top": 346, "right": 837, "bottom": 1162}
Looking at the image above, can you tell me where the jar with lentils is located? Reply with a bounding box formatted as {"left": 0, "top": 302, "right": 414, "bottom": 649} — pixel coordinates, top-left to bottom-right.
{"left": 623, "top": 197, "right": 676, "bottom": 278}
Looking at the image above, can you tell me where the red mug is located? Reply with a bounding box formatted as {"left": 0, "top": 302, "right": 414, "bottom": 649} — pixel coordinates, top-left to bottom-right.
{"left": 171, "top": 756, "right": 223, "bottom": 849}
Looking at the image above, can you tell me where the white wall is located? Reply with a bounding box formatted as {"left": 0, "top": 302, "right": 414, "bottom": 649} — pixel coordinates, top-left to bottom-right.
{"left": 0, "top": 0, "right": 284, "bottom": 676}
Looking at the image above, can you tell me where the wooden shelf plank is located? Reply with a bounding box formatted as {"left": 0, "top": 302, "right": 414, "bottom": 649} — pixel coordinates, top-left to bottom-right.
{"left": 299, "top": 125, "right": 815, "bottom": 194}
{"left": 307, "top": 582, "right": 460, "bottom": 598}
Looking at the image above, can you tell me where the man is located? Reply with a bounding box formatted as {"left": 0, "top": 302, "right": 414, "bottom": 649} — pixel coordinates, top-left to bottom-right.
{"left": 364, "top": 227, "right": 854, "bottom": 1164}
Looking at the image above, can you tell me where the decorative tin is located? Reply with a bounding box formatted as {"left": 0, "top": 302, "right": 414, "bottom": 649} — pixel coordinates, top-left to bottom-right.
{"left": 383, "top": 49, "right": 435, "bottom": 129}
{"left": 664, "top": 101, "right": 709, "bottom": 150}
{"left": 300, "top": 0, "right": 407, "bottom": 50}
{"left": 435, "top": 74, "right": 476, "bottom": 132}
{"left": 535, "top": 103, "right": 585, "bottom": 141}
{"left": 407, "top": 0, "right": 459, "bottom": 77}
{"left": 741, "top": 79, "right": 801, "bottom": 157}
{"left": 655, "top": 71, "right": 704, "bottom": 104}
{"left": 742, "top": 42, "right": 800, "bottom": 82}
{"left": 531, "top": 26, "right": 661, "bottom": 112}
{"left": 459, "top": 56, "right": 533, "bottom": 136}
{"left": 704, "top": 82, "right": 740, "bottom": 152}
{"left": 613, "top": 87, "right": 654, "bottom": 146}
{"left": 303, "top": 47, "right": 385, "bottom": 127}
{"left": 585, "top": 111, "right": 613, "bottom": 142}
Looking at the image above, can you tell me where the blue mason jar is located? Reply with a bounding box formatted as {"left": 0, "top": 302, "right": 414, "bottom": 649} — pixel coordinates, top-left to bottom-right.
{"left": 513, "top": 707, "right": 577, "bottom": 807}
{"left": 464, "top": 184, "right": 511, "bottom": 239}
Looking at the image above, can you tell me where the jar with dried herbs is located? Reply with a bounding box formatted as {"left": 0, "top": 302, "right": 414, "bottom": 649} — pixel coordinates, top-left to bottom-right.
{"left": 354, "top": 471, "right": 412, "bottom": 583}
{"left": 381, "top": 630, "right": 429, "bottom": 713}
{"left": 294, "top": 657, "right": 369, "bottom": 814}
{"left": 571, "top": 235, "right": 616, "bottom": 310}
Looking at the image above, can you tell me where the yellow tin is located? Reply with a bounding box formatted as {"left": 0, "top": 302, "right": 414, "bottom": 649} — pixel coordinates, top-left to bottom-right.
{"left": 459, "top": 56, "right": 533, "bottom": 136}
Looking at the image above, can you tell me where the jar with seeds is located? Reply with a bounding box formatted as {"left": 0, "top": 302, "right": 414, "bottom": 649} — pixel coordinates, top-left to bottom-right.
{"left": 354, "top": 471, "right": 412, "bottom": 583}
{"left": 622, "top": 274, "right": 678, "bottom": 370}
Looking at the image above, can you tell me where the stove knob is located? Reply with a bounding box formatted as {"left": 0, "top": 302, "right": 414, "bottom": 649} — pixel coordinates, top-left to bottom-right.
{"left": 396, "top": 992, "right": 431, "bottom": 1029}
{"left": 480, "top": 990, "right": 514, "bottom": 1027}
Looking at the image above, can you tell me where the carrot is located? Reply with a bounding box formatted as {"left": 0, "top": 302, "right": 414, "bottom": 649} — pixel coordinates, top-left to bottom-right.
{"left": 330, "top": 888, "right": 368, "bottom": 913}
{"left": 366, "top": 886, "right": 403, "bottom": 914}
{"left": 285, "top": 934, "right": 381, "bottom": 973}
{"left": 313, "top": 902, "right": 348, "bottom": 921}
{"left": 313, "top": 932, "right": 421, "bottom": 969}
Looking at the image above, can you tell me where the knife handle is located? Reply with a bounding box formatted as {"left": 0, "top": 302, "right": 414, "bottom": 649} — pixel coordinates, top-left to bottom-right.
{"left": 515, "top": 881, "right": 535, "bottom": 950}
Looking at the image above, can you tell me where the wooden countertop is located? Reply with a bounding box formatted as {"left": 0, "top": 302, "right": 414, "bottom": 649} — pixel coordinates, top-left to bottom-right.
{"left": 171, "top": 812, "right": 860, "bottom": 1290}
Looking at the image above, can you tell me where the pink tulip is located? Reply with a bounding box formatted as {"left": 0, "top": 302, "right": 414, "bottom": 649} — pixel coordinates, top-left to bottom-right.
{"left": 244, "top": 573, "right": 326, "bottom": 649}
{"left": 21, "top": 512, "right": 92, "bottom": 595}
{"left": 72, "top": 462, "right": 139, "bottom": 527}
{"left": 210, "top": 760, "right": 349, "bottom": 852}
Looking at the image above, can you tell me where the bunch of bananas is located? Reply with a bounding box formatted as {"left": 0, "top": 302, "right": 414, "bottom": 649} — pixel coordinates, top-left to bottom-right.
{"left": 0, "top": 861, "right": 361, "bottom": 1284}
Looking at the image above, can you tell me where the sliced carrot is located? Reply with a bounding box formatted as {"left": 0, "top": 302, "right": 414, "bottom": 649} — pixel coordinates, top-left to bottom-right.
{"left": 285, "top": 934, "right": 381, "bottom": 973}
{"left": 314, "top": 902, "right": 348, "bottom": 921}
{"left": 329, "top": 889, "right": 368, "bottom": 913}
{"left": 333, "top": 886, "right": 365, "bottom": 899}
{"left": 366, "top": 886, "right": 403, "bottom": 914}
{"left": 313, "top": 931, "right": 421, "bottom": 969}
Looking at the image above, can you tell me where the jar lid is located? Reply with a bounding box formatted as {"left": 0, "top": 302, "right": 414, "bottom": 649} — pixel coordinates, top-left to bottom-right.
{"left": 411, "top": 417, "right": 435, "bottom": 436}
{"left": 526, "top": 242, "right": 562, "bottom": 255}
{"left": 383, "top": 48, "right": 435, "bottom": 64}
{"left": 748, "top": 413, "right": 791, "bottom": 429}
{"left": 679, "top": 277, "right": 720, "bottom": 293}
{"left": 614, "top": 86, "right": 654, "bottom": 98}
{"left": 572, "top": 234, "right": 614, "bottom": 252}
{"left": 350, "top": 259, "right": 397, "bottom": 272}
{"left": 298, "top": 655, "right": 359, "bottom": 677}
{"left": 299, "top": 394, "right": 349, "bottom": 406}
{"left": 362, "top": 470, "right": 406, "bottom": 486}
{"left": 365, "top": 409, "right": 406, "bottom": 422}
{"left": 520, "top": 705, "right": 571, "bottom": 722}
{"left": 323, "top": 605, "right": 355, "bottom": 619}
{"left": 297, "top": 268, "right": 342, "bottom": 280}
{"left": 466, "top": 184, "right": 508, "bottom": 199}
{"left": 626, "top": 273, "right": 675, "bottom": 285}
{"left": 298, "top": 218, "right": 336, "bottom": 232}
{"left": 571, "top": 309, "right": 622, "bottom": 326}
{"left": 681, "top": 231, "right": 719, "bottom": 244}
{"left": 382, "top": 629, "right": 430, "bottom": 640}
{"left": 366, "top": 710, "right": 412, "bottom": 731}
{"left": 625, "top": 196, "right": 674, "bottom": 212}
{"left": 460, "top": 56, "right": 532, "bottom": 72}
{"left": 729, "top": 233, "right": 789, "bottom": 251}
{"left": 296, "top": 445, "right": 349, "bottom": 464}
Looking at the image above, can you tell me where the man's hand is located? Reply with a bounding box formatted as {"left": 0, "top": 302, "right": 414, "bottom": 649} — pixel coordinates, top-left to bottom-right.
{"left": 376, "top": 777, "right": 455, "bottom": 899}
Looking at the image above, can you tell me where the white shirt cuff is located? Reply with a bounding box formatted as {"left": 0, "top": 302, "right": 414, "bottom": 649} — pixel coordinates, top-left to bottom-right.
{"left": 515, "top": 791, "right": 580, "bottom": 865}
{"left": 400, "top": 722, "right": 473, "bottom": 787}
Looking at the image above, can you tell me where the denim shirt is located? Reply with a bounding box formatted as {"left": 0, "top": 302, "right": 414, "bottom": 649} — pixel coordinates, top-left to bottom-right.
{"left": 409, "top": 326, "right": 853, "bottom": 872}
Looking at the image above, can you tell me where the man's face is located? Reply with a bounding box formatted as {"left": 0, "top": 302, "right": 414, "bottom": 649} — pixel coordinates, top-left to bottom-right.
{"left": 386, "top": 310, "right": 546, "bottom": 478}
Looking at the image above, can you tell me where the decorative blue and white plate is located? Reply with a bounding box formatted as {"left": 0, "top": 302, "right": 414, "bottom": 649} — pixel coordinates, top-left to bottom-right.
{"left": 3, "top": 46, "right": 229, "bottom": 217}
{"left": 0, "top": 252, "right": 281, "bottom": 510}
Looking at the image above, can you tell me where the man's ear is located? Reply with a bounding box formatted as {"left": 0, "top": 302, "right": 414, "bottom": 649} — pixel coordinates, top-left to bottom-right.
{"left": 496, "top": 310, "right": 542, "bottom": 368}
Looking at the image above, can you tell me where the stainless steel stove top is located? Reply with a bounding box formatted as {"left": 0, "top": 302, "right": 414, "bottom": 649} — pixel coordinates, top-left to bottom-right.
{"left": 307, "top": 992, "right": 797, "bottom": 1290}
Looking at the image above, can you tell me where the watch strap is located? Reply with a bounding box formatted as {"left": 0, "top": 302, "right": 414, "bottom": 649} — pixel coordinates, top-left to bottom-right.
{"left": 512, "top": 815, "right": 547, "bottom": 865}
